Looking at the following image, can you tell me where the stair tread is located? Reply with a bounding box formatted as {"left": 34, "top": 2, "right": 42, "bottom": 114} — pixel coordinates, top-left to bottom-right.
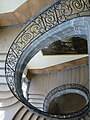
{"left": 0, "top": 77, "right": 7, "bottom": 83}
{"left": 30, "top": 114, "right": 38, "bottom": 120}
{"left": 0, "top": 91, "right": 13, "bottom": 99}
{"left": 0, "top": 62, "right": 5, "bottom": 67}
{"left": 21, "top": 110, "right": 29, "bottom": 119}
{"left": 0, "top": 101, "right": 23, "bottom": 120}
{"left": 30, "top": 102, "right": 43, "bottom": 108}
{"left": 0, "top": 67, "right": 5, "bottom": 69}
{"left": 0, "top": 96, "right": 18, "bottom": 107}
{"left": 13, "top": 107, "right": 28, "bottom": 120}
{"left": 21, "top": 110, "right": 33, "bottom": 120}
{"left": 0, "top": 60, "right": 5, "bottom": 62}
{"left": 0, "top": 55, "right": 6, "bottom": 60}
{"left": 0, "top": 84, "right": 9, "bottom": 91}
{"left": 28, "top": 99, "right": 44, "bottom": 103}
{"left": 37, "top": 116, "right": 45, "bottom": 120}
{"left": 28, "top": 94, "right": 45, "bottom": 99}
{"left": 0, "top": 69, "right": 5, "bottom": 75}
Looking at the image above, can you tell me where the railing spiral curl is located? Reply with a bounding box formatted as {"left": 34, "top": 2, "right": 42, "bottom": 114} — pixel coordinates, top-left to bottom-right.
{"left": 5, "top": 0, "right": 90, "bottom": 119}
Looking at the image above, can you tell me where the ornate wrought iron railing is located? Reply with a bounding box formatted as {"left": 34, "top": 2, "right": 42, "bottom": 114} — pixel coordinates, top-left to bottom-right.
{"left": 5, "top": 0, "right": 90, "bottom": 119}
{"left": 43, "top": 84, "right": 90, "bottom": 119}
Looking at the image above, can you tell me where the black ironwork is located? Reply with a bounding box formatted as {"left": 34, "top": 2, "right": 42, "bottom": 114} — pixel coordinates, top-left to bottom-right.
{"left": 5, "top": 0, "right": 90, "bottom": 119}
{"left": 43, "top": 84, "right": 89, "bottom": 119}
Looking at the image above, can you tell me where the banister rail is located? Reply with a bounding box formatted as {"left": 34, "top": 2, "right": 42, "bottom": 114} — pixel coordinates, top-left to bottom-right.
{"left": 5, "top": 0, "right": 90, "bottom": 119}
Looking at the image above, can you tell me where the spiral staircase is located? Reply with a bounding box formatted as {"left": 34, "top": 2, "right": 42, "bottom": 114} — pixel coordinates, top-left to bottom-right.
{"left": 0, "top": 53, "right": 90, "bottom": 120}
{"left": 0, "top": 0, "right": 90, "bottom": 120}
{"left": 0, "top": 53, "right": 48, "bottom": 120}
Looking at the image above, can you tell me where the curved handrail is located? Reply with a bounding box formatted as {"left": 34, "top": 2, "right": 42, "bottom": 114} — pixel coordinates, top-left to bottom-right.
{"left": 5, "top": 0, "right": 90, "bottom": 119}
{"left": 43, "top": 84, "right": 90, "bottom": 118}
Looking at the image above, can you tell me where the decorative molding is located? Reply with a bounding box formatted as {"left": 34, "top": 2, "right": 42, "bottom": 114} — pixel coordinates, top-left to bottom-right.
{"left": 28, "top": 56, "right": 88, "bottom": 75}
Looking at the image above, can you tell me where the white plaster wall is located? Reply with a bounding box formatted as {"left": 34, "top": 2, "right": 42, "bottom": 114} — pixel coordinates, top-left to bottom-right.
{"left": 0, "top": 0, "right": 27, "bottom": 13}
{"left": 0, "top": 26, "right": 24, "bottom": 53}
{"left": 27, "top": 51, "right": 88, "bottom": 69}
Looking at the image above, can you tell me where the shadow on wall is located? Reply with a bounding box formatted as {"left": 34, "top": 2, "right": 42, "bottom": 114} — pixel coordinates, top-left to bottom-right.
{"left": 42, "top": 37, "right": 88, "bottom": 55}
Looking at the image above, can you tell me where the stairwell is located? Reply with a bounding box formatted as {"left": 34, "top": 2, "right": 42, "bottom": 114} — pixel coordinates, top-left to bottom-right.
{"left": 0, "top": 53, "right": 48, "bottom": 120}
{"left": 27, "top": 57, "right": 90, "bottom": 120}
{"left": 0, "top": 0, "right": 90, "bottom": 119}
{"left": 0, "top": 52, "right": 90, "bottom": 120}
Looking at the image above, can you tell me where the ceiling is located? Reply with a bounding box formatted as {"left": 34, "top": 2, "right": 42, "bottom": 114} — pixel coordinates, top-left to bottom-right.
{"left": 0, "top": 0, "right": 53, "bottom": 27}
{"left": 0, "top": 0, "right": 27, "bottom": 13}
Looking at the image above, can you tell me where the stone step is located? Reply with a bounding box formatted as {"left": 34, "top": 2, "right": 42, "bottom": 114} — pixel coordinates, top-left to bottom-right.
{"left": 0, "top": 96, "right": 18, "bottom": 107}
{"left": 0, "top": 53, "right": 7, "bottom": 55}
{"left": 21, "top": 110, "right": 33, "bottom": 120}
{"left": 0, "top": 91, "right": 13, "bottom": 99}
{"left": 28, "top": 94, "right": 45, "bottom": 100}
{"left": 37, "top": 116, "right": 45, "bottom": 120}
{"left": 13, "top": 107, "right": 28, "bottom": 120}
{"left": 0, "top": 102, "right": 23, "bottom": 120}
{"left": 0, "top": 69, "right": 5, "bottom": 76}
{"left": 30, "top": 113, "right": 38, "bottom": 120}
{"left": 0, "top": 84, "right": 10, "bottom": 91}
{"left": 0, "top": 53, "right": 6, "bottom": 61}
{"left": 29, "top": 102, "right": 43, "bottom": 110}
{"left": 0, "top": 60, "right": 5, "bottom": 62}
{"left": 0, "top": 61, "right": 5, "bottom": 68}
{"left": 28, "top": 98, "right": 43, "bottom": 110}
{"left": 16, "top": 108, "right": 28, "bottom": 120}
{"left": 28, "top": 98, "right": 44, "bottom": 103}
{"left": 0, "top": 67, "right": 5, "bottom": 69}
{"left": 0, "top": 76, "right": 7, "bottom": 83}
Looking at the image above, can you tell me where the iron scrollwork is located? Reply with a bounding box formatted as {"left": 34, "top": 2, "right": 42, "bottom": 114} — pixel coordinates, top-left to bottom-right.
{"left": 5, "top": 0, "right": 90, "bottom": 119}
{"left": 43, "top": 84, "right": 89, "bottom": 119}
